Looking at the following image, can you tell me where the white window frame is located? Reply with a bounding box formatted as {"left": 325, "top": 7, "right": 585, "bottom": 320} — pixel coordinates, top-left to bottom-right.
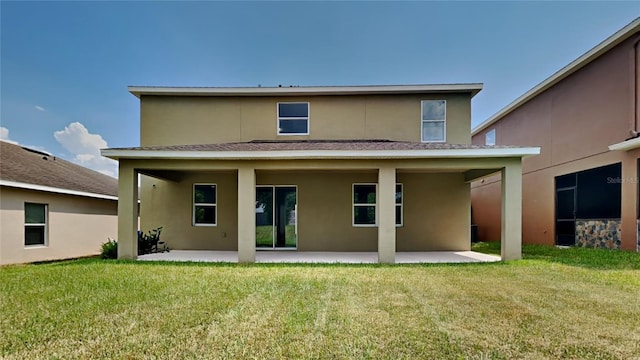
{"left": 24, "top": 202, "right": 47, "bottom": 247}
{"left": 352, "top": 183, "right": 377, "bottom": 227}
{"left": 485, "top": 129, "right": 496, "bottom": 146}
{"left": 421, "top": 100, "right": 447, "bottom": 143}
{"left": 395, "top": 183, "right": 403, "bottom": 227}
{"left": 351, "top": 183, "right": 403, "bottom": 227}
{"left": 193, "top": 183, "right": 217, "bottom": 226}
{"left": 277, "top": 102, "right": 310, "bottom": 136}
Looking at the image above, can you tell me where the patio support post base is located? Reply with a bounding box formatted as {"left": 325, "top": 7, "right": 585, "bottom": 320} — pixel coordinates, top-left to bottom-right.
{"left": 117, "top": 162, "right": 138, "bottom": 259}
{"left": 378, "top": 165, "right": 396, "bottom": 264}
{"left": 237, "top": 165, "right": 256, "bottom": 263}
{"left": 501, "top": 159, "right": 523, "bottom": 261}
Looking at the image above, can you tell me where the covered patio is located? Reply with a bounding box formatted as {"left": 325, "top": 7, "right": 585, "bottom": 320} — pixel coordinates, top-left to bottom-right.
{"left": 138, "top": 250, "right": 501, "bottom": 264}
{"left": 103, "top": 140, "right": 539, "bottom": 264}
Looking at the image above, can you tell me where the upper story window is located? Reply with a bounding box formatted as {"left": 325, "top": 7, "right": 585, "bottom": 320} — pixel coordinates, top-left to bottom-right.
{"left": 485, "top": 129, "right": 496, "bottom": 145}
{"left": 278, "top": 102, "right": 309, "bottom": 135}
{"left": 421, "top": 100, "right": 446, "bottom": 142}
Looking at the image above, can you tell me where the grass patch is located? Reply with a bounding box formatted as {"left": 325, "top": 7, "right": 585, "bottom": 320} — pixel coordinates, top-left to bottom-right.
{"left": 256, "top": 225, "right": 296, "bottom": 247}
{"left": 473, "top": 242, "right": 640, "bottom": 270}
{"left": 1, "top": 246, "right": 640, "bottom": 359}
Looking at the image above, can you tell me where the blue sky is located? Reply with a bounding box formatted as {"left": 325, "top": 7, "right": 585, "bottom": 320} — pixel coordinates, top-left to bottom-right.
{"left": 1, "top": 1, "right": 638, "bottom": 177}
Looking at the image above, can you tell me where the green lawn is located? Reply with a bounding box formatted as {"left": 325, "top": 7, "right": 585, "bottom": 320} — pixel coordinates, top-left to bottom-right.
{"left": 1, "top": 244, "right": 639, "bottom": 359}
{"left": 256, "top": 225, "right": 296, "bottom": 248}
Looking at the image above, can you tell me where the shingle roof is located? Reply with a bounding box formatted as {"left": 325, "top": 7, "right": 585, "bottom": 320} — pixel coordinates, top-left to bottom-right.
{"left": 129, "top": 83, "right": 484, "bottom": 98}
{"left": 0, "top": 140, "right": 118, "bottom": 197}
{"left": 107, "top": 139, "right": 522, "bottom": 152}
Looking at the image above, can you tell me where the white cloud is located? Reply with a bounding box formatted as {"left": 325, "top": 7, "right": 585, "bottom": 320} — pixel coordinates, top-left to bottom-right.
{"left": 35, "top": 105, "right": 45, "bottom": 112}
{"left": 0, "top": 127, "right": 19, "bottom": 144}
{"left": 54, "top": 122, "right": 118, "bottom": 178}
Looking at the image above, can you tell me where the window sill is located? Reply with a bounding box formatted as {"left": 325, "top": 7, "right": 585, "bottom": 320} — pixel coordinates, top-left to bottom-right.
{"left": 24, "top": 245, "right": 48, "bottom": 249}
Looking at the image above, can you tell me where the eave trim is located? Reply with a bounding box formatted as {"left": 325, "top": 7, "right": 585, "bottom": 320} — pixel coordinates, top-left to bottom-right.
{"left": 129, "top": 83, "right": 484, "bottom": 98}
{"left": 0, "top": 180, "right": 118, "bottom": 201}
{"left": 609, "top": 137, "right": 640, "bottom": 151}
{"left": 101, "top": 148, "right": 541, "bottom": 160}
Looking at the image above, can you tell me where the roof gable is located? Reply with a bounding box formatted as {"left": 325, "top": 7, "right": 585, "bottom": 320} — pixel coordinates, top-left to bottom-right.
{"left": 473, "top": 17, "right": 640, "bottom": 135}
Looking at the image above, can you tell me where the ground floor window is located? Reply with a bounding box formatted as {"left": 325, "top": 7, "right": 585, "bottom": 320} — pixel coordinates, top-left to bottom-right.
{"left": 353, "top": 184, "right": 376, "bottom": 226}
{"left": 352, "top": 183, "right": 403, "bottom": 227}
{"left": 25, "top": 203, "right": 47, "bottom": 246}
{"left": 395, "top": 184, "right": 403, "bottom": 227}
{"left": 193, "top": 184, "right": 217, "bottom": 226}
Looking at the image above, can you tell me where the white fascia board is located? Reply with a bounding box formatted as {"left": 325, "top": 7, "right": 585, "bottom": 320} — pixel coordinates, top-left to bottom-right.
{"left": 609, "top": 137, "right": 640, "bottom": 151}
{"left": 472, "top": 17, "right": 640, "bottom": 136}
{"left": 102, "top": 147, "right": 540, "bottom": 160}
{"left": 129, "top": 83, "right": 484, "bottom": 98}
{"left": 0, "top": 180, "right": 118, "bottom": 201}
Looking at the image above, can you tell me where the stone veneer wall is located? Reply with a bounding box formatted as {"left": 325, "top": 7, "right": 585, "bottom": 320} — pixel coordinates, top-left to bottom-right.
{"left": 575, "top": 219, "right": 621, "bottom": 249}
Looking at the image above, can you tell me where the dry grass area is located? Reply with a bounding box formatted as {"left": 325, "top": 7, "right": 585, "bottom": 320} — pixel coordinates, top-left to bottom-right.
{"left": 1, "top": 244, "right": 639, "bottom": 359}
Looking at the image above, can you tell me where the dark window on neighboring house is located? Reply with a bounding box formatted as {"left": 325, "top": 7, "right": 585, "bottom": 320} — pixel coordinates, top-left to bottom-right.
{"left": 556, "top": 163, "right": 621, "bottom": 220}
{"left": 576, "top": 164, "right": 621, "bottom": 219}
{"left": 25, "top": 203, "right": 47, "bottom": 246}
{"left": 556, "top": 173, "right": 576, "bottom": 189}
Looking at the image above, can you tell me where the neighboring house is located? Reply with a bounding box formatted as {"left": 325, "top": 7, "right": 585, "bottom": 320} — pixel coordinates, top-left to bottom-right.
{"left": 102, "top": 83, "right": 538, "bottom": 263}
{"left": 471, "top": 18, "right": 640, "bottom": 251}
{"left": 0, "top": 140, "right": 118, "bottom": 265}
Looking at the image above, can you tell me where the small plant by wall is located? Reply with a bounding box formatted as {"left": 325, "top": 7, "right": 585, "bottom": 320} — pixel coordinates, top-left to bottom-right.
{"left": 138, "top": 227, "right": 165, "bottom": 255}
{"left": 101, "top": 238, "right": 118, "bottom": 259}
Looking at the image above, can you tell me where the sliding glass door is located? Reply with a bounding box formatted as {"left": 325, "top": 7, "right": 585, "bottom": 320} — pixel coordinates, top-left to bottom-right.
{"left": 256, "top": 186, "right": 297, "bottom": 249}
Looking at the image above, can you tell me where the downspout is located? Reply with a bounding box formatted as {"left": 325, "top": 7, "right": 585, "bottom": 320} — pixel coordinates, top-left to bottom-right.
{"left": 635, "top": 38, "right": 640, "bottom": 136}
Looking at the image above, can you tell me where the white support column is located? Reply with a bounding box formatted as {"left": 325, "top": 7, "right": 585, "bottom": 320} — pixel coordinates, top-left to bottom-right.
{"left": 378, "top": 165, "right": 396, "bottom": 264}
{"left": 237, "top": 165, "right": 256, "bottom": 263}
{"left": 501, "top": 159, "right": 523, "bottom": 260}
{"left": 117, "top": 162, "right": 139, "bottom": 259}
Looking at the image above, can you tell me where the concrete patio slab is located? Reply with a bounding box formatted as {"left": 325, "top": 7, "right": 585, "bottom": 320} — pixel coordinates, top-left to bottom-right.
{"left": 138, "top": 250, "right": 501, "bottom": 264}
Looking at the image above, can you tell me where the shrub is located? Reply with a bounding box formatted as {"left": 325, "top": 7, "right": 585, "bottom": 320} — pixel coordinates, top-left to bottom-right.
{"left": 101, "top": 238, "right": 118, "bottom": 259}
{"left": 138, "top": 227, "right": 164, "bottom": 255}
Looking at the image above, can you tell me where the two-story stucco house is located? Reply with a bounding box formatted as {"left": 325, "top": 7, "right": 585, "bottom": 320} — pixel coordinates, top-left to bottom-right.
{"left": 102, "top": 84, "right": 539, "bottom": 263}
{"left": 471, "top": 18, "right": 639, "bottom": 251}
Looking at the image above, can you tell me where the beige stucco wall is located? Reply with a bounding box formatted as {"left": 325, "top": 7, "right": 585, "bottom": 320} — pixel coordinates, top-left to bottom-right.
{"left": 140, "top": 172, "right": 239, "bottom": 251}
{"left": 139, "top": 93, "right": 472, "bottom": 146}
{"left": 0, "top": 186, "right": 118, "bottom": 265}
{"left": 139, "top": 171, "right": 470, "bottom": 252}
{"left": 471, "top": 33, "right": 640, "bottom": 250}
